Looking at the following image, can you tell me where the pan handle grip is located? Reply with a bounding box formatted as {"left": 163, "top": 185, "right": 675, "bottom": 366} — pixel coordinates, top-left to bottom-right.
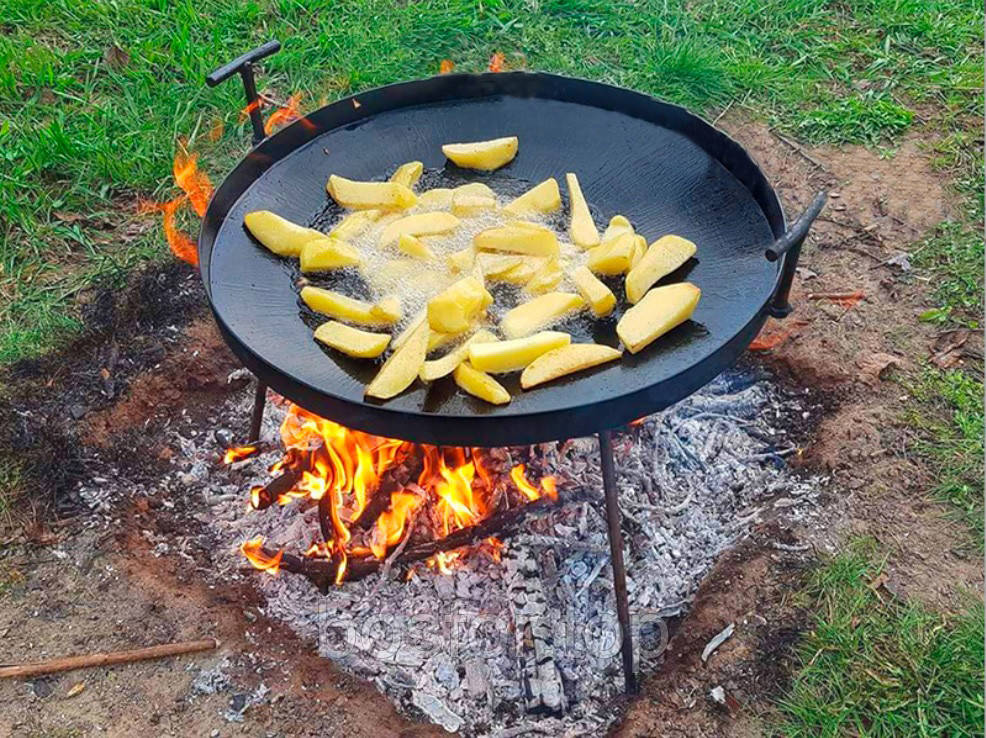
{"left": 205, "top": 41, "right": 281, "bottom": 145}
{"left": 765, "top": 190, "right": 826, "bottom": 318}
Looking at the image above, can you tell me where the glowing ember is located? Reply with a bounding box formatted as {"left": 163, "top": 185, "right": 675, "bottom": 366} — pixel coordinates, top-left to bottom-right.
{"left": 223, "top": 444, "right": 260, "bottom": 464}
{"left": 241, "top": 535, "right": 282, "bottom": 575}
{"left": 239, "top": 405, "right": 560, "bottom": 581}
{"left": 439, "top": 59, "right": 455, "bottom": 74}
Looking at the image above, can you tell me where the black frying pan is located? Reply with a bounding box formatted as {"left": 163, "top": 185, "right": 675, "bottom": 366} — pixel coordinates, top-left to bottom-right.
{"left": 200, "top": 56, "right": 823, "bottom": 447}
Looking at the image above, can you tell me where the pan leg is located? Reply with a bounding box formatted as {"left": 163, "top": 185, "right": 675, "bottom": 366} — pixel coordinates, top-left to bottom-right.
{"left": 598, "top": 429, "right": 638, "bottom": 694}
{"left": 249, "top": 379, "right": 267, "bottom": 443}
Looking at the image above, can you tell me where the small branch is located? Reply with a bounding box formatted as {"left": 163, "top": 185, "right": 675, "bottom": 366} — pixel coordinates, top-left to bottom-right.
{"left": 0, "top": 638, "right": 218, "bottom": 679}
{"left": 771, "top": 129, "right": 828, "bottom": 171}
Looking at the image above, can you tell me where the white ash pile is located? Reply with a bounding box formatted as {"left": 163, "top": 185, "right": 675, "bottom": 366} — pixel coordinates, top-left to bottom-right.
{"left": 206, "top": 369, "right": 820, "bottom": 737}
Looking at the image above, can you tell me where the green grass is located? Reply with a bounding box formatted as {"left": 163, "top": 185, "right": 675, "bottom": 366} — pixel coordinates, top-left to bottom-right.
{"left": 906, "top": 367, "right": 985, "bottom": 544}
{"left": 0, "top": 0, "right": 982, "bottom": 360}
{"left": 775, "top": 541, "right": 985, "bottom": 737}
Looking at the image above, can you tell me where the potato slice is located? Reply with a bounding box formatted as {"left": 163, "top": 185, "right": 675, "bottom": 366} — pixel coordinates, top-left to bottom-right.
{"left": 520, "top": 343, "right": 622, "bottom": 389}
{"left": 571, "top": 265, "right": 616, "bottom": 317}
{"left": 602, "top": 214, "right": 633, "bottom": 243}
{"left": 617, "top": 282, "right": 701, "bottom": 354}
{"left": 392, "top": 310, "right": 426, "bottom": 351}
{"left": 447, "top": 247, "right": 475, "bottom": 273}
{"left": 244, "top": 210, "right": 324, "bottom": 258}
{"left": 451, "top": 182, "right": 497, "bottom": 216}
{"left": 314, "top": 321, "right": 391, "bottom": 359}
{"left": 417, "top": 188, "right": 454, "bottom": 209}
{"left": 330, "top": 209, "right": 382, "bottom": 240}
{"left": 630, "top": 234, "right": 647, "bottom": 268}
{"left": 420, "top": 330, "right": 499, "bottom": 382}
{"left": 468, "top": 331, "right": 571, "bottom": 373}
{"left": 586, "top": 231, "right": 636, "bottom": 275}
{"left": 370, "top": 295, "right": 403, "bottom": 323}
{"left": 474, "top": 221, "right": 560, "bottom": 257}
{"left": 501, "top": 292, "right": 583, "bottom": 338}
{"left": 477, "top": 253, "right": 523, "bottom": 278}
{"left": 398, "top": 233, "right": 435, "bottom": 260}
{"left": 625, "top": 235, "right": 698, "bottom": 304}
{"left": 300, "top": 286, "right": 394, "bottom": 327}
{"left": 427, "top": 276, "right": 490, "bottom": 333}
{"left": 565, "top": 173, "right": 600, "bottom": 248}
{"left": 442, "top": 136, "right": 518, "bottom": 171}
{"left": 499, "top": 259, "right": 540, "bottom": 285}
{"left": 428, "top": 324, "right": 476, "bottom": 352}
{"left": 453, "top": 363, "right": 511, "bottom": 405}
{"left": 379, "top": 212, "right": 460, "bottom": 246}
{"left": 299, "top": 236, "right": 361, "bottom": 272}
{"left": 389, "top": 161, "right": 423, "bottom": 189}
{"left": 526, "top": 260, "right": 564, "bottom": 294}
{"left": 502, "top": 178, "right": 561, "bottom": 217}
{"left": 365, "top": 319, "right": 430, "bottom": 399}
{"left": 327, "top": 174, "right": 417, "bottom": 210}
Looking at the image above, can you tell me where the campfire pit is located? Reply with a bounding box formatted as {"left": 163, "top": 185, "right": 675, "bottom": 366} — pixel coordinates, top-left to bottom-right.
{"left": 200, "top": 42, "right": 825, "bottom": 695}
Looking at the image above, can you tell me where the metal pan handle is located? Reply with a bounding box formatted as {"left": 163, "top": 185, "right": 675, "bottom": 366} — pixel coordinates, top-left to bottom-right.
{"left": 765, "top": 190, "right": 826, "bottom": 318}
{"left": 205, "top": 40, "right": 281, "bottom": 145}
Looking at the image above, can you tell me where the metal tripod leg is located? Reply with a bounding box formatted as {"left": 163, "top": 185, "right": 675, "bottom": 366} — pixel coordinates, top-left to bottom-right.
{"left": 249, "top": 379, "right": 267, "bottom": 443}
{"left": 598, "top": 429, "right": 638, "bottom": 694}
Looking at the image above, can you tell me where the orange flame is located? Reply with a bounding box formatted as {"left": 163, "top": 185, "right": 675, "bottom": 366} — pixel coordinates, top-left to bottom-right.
{"left": 173, "top": 145, "right": 213, "bottom": 218}
{"left": 488, "top": 52, "right": 505, "bottom": 72}
{"left": 241, "top": 536, "right": 282, "bottom": 575}
{"left": 139, "top": 195, "right": 198, "bottom": 266}
{"left": 510, "top": 464, "right": 557, "bottom": 501}
{"left": 439, "top": 59, "right": 455, "bottom": 74}
{"left": 239, "top": 406, "right": 558, "bottom": 580}
{"left": 224, "top": 445, "right": 259, "bottom": 464}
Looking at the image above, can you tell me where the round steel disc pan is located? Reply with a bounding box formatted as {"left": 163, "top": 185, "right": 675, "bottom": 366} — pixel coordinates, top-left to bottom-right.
{"left": 200, "top": 72, "right": 785, "bottom": 446}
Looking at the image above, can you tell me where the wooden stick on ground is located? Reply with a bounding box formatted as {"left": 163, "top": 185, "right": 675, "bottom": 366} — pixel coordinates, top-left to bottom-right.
{"left": 0, "top": 638, "right": 219, "bottom": 679}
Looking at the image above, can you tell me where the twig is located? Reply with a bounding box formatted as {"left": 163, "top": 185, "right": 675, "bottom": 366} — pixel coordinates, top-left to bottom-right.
{"left": 0, "top": 638, "right": 218, "bottom": 679}
{"left": 771, "top": 129, "right": 828, "bottom": 170}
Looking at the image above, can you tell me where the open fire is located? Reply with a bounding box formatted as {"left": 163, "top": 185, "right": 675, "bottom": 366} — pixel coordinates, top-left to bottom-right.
{"left": 230, "top": 402, "right": 557, "bottom": 585}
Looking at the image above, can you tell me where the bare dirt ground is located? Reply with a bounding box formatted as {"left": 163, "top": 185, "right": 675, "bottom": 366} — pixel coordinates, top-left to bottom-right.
{"left": 0, "top": 118, "right": 980, "bottom": 737}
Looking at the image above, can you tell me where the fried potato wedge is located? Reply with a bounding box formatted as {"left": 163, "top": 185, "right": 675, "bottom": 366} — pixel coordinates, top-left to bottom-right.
{"left": 370, "top": 295, "right": 403, "bottom": 323}
{"left": 565, "top": 173, "right": 600, "bottom": 248}
{"left": 525, "top": 260, "right": 564, "bottom": 294}
{"left": 474, "top": 221, "right": 559, "bottom": 257}
{"left": 330, "top": 209, "right": 382, "bottom": 240}
{"left": 477, "top": 252, "right": 524, "bottom": 278}
{"left": 631, "top": 234, "right": 647, "bottom": 268}
{"left": 571, "top": 265, "right": 616, "bottom": 317}
{"left": 447, "top": 247, "right": 475, "bottom": 273}
{"left": 398, "top": 233, "right": 435, "bottom": 259}
{"left": 427, "top": 276, "right": 491, "bottom": 333}
{"left": 244, "top": 210, "right": 324, "bottom": 258}
{"left": 500, "top": 292, "right": 584, "bottom": 338}
{"left": 467, "top": 331, "right": 571, "bottom": 373}
{"left": 420, "top": 329, "right": 499, "bottom": 382}
{"left": 389, "top": 160, "right": 423, "bottom": 189}
{"left": 299, "top": 236, "right": 361, "bottom": 272}
{"left": 625, "top": 234, "right": 697, "bottom": 303}
{"left": 602, "top": 214, "right": 633, "bottom": 243}
{"left": 586, "top": 231, "right": 636, "bottom": 275}
{"left": 451, "top": 182, "right": 497, "bottom": 216}
{"left": 365, "top": 319, "right": 430, "bottom": 399}
{"left": 499, "top": 259, "right": 540, "bottom": 285}
{"left": 417, "top": 188, "right": 455, "bottom": 209}
{"left": 380, "top": 212, "right": 460, "bottom": 247}
{"left": 502, "top": 178, "right": 561, "bottom": 217}
{"left": 392, "top": 310, "right": 426, "bottom": 350}
{"left": 520, "top": 343, "right": 622, "bottom": 389}
{"left": 300, "top": 286, "right": 395, "bottom": 327}
{"left": 617, "top": 282, "right": 701, "bottom": 354}
{"left": 453, "top": 362, "right": 511, "bottom": 405}
{"left": 327, "top": 174, "right": 417, "bottom": 210}
{"left": 442, "top": 136, "right": 518, "bottom": 171}
{"left": 314, "top": 321, "right": 391, "bottom": 359}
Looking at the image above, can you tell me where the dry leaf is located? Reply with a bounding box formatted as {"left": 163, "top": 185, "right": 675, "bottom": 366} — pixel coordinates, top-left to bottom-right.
{"left": 66, "top": 682, "right": 85, "bottom": 698}
{"left": 855, "top": 352, "right": 902, "bottom": 386}
{"left": 53, "top": 211, "right": 85, "bottom": 223}
{"left": 439, "top": 59, "right": 455, "bottom": 74}
{"left": 488, "top": 52, "right": 505, "bottom": 72}
{"left": 103, "top": 45, "right": 130, "bottom": 69}
{"left": 930, "top": 329, "right": 970, "bottom": 369}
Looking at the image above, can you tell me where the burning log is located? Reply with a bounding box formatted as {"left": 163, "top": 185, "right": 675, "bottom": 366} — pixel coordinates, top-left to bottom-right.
{"left": 251, "top": 467, "right": 301, "bottom": 510}
{"left": 258, "top": 488, "right": 590, "bottom": 591}
{"left": 503, "top": 546, "right": 568, "bottom": 714}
